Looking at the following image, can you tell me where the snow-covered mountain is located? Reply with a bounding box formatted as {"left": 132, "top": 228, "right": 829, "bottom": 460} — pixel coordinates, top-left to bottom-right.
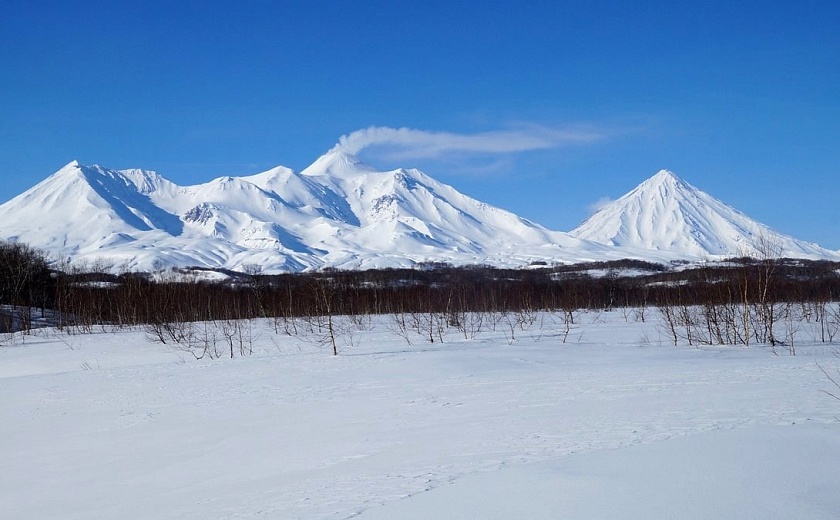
{"left": 570, "top": 169, "right": 834, "bottom": 259}
{"left": 0, "top": 159, "right": 834, "bottom": 273}
{"left": 0, "top": 152, "right": 632, "bottom": 272}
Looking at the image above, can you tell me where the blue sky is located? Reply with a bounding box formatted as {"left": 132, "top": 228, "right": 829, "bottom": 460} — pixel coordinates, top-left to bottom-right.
{"left": 2, "top": 0, "right": 838, "bottom": 247}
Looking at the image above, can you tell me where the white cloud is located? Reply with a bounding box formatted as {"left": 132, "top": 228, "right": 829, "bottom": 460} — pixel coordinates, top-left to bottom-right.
{"left": 588, "top": 196, "right": 613, "bottom": 213}
{"left": 330, "top": 125, "right": 605, "bottom": 159}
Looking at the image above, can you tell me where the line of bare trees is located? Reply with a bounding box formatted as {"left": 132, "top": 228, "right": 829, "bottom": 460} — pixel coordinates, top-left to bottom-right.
{"left": 4, "top": 239, "right": 840, "bottom": 355}
{"left": 655, "top": 243, "right": 840, "bottom": 354}
{"left": 39, "top": 259, "right": 840, "bottom": 354}
{"left": 0, "top": 240, "right": 53, "bottom": 335}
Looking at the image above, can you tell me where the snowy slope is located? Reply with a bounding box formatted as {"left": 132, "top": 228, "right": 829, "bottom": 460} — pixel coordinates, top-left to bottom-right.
{"left": 0, "top": 161, "right": 834, "bottom": 273}
{"left": 0, "top": 153, "right": 628, "bottom": 272}
{"left": 0, "top": 161, "right": 185, "bottom": 257}
{"left": 290, "top": 152, "right": 622, "bottom": 269}
{"left": 571, "top": 169, "right": 836, "bottom": 259}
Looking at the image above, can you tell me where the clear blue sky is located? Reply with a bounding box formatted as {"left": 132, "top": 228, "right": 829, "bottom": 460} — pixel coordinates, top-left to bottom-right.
{"left": 2, "top": 0, "right": 838, "bottom": 247}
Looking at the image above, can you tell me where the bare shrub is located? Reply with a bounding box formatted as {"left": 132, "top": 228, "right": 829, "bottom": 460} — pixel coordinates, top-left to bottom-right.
{"left": 817, "top": 353, "right": 840, "bottom": 401}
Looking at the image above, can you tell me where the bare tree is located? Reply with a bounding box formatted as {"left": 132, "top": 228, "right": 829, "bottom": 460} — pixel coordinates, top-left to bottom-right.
{"left": 817, "top": 353, "right": 840, "bottom": 401}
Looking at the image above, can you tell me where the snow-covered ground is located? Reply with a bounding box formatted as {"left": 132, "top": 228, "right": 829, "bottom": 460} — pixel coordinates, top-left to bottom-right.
{"left": 1, "top": 312, "right": 839, "bottom": 519}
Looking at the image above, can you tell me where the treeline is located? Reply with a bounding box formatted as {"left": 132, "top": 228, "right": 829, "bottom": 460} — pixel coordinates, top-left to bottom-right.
{"left": 0, "top": 241, "right": 54, "bottom": 333}
{"left": 4, "top": 238, "right": 840, "bottom": 354}
{"left": 651, "top": 258, "right": 840, "bottom": 352}
{"left": 37, "top": 257, "right": 840, "bottom": 322}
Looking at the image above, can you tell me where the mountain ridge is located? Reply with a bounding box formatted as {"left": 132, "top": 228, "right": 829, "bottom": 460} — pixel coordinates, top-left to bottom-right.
{"left": 0, "top": 156, "right": 835, "bottom": 273}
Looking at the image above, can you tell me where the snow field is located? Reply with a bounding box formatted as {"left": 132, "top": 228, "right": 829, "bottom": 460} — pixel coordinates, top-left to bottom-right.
{"left": 1, "top": 311, "right": 838, "bottom": 518}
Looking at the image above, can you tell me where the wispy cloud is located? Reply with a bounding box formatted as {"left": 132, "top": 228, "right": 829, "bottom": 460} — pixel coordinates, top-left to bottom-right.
{"left": 588, "top": 196, "right": 614, "bottom": 214}
{"left": 330, "top": 125, "right": 605, "bottom": 160}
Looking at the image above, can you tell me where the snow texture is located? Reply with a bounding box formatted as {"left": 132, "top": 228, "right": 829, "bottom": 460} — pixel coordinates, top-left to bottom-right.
{"left": 1, "top": 313, "right": 838, "bottom": 518}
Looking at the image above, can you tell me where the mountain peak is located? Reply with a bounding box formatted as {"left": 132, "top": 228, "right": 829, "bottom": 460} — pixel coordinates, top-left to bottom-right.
{"left": 651, "top": 168, "right": 677, "bottom": 180}
{"left": 1, "top": 158, "right": 836, "bottom": 273}
{"left": 624, "top": 169, "right": 697, "bottom": 206}
{"left": 643, "top": 169, "right": 686, "bottom": 187}
{"left": 302, "top": 150, "right": 373, "bottom": 177}
{"left": 55, "top": 160, "right": 85, "bottom": 175}
{"left": 571, "top": 169, "right": 832, "bottom": 258}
